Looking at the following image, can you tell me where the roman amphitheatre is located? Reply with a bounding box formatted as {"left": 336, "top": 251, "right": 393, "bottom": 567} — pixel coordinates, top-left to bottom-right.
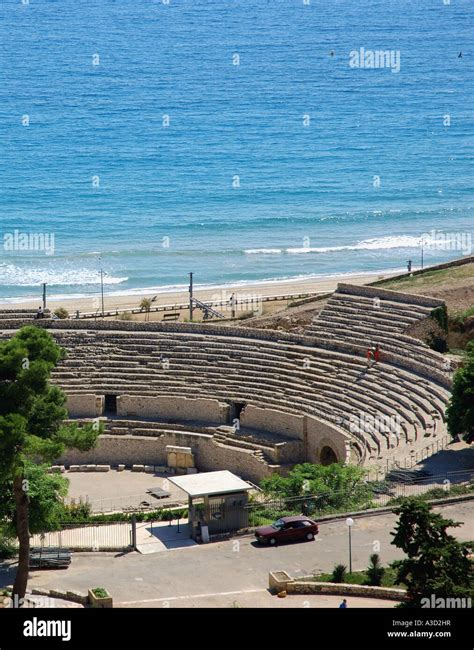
{"left": 2, "top": 257, "right": 473, "bottom": 484}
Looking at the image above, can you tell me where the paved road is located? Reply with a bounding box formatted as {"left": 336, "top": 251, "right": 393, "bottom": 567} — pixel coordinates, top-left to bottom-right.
{"left": 2, "top": 502, "right": 473, "bottom": 607}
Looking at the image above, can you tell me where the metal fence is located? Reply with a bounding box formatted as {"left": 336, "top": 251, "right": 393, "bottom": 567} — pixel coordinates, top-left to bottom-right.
{"left": 366, "top": 435, "right": 452, "bottom": 481}
{"left": 26, "top": 522, "right": 133, "bottom": 551}
{"left": 65, "top": 493, "right": 187, "bottom": 514}
{"left": 245, "top": 470, "right": 474, "bottom": 527}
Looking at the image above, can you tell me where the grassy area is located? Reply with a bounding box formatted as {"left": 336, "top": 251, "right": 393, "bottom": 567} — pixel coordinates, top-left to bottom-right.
{"left": 451, "top": 305, "right": 474, "bottom": 323}
{"left": 309, "top": 567, "right": 401, "bottom": 588}
{"left": 378, "top": 262, "right": 474, "bottom": 293}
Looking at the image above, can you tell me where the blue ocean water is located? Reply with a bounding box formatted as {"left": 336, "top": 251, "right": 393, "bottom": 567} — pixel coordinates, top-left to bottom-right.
{"left": 0, "top": 0, "right": 473, "bottom": 301}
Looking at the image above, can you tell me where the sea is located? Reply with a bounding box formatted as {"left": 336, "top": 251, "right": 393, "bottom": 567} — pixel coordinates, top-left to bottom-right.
{"left": 0, "top": 0, "right": 473, "bottom": 303}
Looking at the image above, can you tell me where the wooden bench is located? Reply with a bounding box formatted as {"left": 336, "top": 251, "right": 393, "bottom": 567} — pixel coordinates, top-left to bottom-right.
{"left": 162, "top": 312, "right": 180, "bottom": 322}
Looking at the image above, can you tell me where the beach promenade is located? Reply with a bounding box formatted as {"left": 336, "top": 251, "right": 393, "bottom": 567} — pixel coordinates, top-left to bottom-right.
{"left": 0, "top": 270, "right": 397, "bottom": 317}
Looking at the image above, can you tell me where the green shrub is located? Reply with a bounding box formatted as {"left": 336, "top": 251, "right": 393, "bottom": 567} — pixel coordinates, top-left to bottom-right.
{"left": 53, "top": 307, "right": 69, "bottom": 319}
{"left": 366, "top": 553, "right": 385, "bottom": 586}
{"left": 431, "top": 306, "right": 448, "bottom": 332}
{"left": 92, "top": 587, "right": 109, "bottom": 598}
{"left": 424, "top": 487, "right": 448, "bottom": 500}
{"left": 60, "top": 507, "right": 188, "bottom": 525}
{"left": 62, "top": 499, "right": 92, "bottom": 520}
{"left": 0, "top": 535, "right": 17, "bottom": 559}
{"left": 331, "top": 564, "right": 347, "bottom": 583}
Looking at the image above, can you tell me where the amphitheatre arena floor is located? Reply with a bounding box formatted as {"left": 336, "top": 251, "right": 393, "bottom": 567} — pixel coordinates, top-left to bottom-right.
{"left": 66, "top": 470, "right": 189, "bottom": 513}
{"left": 2, "top": 502, "right": 473, "bottom": 608}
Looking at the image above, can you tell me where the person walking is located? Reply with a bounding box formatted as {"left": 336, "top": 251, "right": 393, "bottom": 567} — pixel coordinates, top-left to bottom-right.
{"left": 339, "top": 599, "right": 348, "bottom": 608}
{"left": 366, "top": 347, "right": 372, "bottom": 365}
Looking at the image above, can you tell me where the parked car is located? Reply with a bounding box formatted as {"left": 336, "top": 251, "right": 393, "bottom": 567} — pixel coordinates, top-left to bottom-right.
{"left": 254, "top": 515, "right": 319, "bottom": 545}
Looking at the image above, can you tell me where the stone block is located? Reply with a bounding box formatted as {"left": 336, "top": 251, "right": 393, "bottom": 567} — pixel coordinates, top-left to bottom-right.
{"left": 96, "top": 465, "right": 110, "bottom": 472}
{"left": 117, "top": 464, "right": 125, "bottom": 471}
{"left": 66, "top": 590, "right": 89, "bottom": 606}
{"left": 132, "top": 464, "right": 145, "bottom": 472}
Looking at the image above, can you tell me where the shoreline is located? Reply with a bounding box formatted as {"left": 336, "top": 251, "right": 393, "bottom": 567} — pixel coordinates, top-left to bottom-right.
{"left": 0, "top": 270, "right": 402, "bottom": 314}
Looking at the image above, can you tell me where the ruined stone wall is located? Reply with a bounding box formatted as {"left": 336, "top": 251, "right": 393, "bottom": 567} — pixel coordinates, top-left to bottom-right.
{"left": 117, "top": 395, "right": 229, "bottom": 424}
{"left": 58, "top": 431, "right": 272, "bottom": 483}
{"left": 66, "top": 394, "right": 104, "bottom": 418}
{"left": 240, "top": 405, "right": 304, "bottom": 440}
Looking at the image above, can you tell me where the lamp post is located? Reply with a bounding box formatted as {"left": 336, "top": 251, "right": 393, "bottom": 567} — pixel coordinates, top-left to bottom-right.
{"left": 100, "top": 268, "right": 105, "bottom": 317}
{"left": 98, "top": 255, "right": 105, "bottom": 317}
{"left": 189, "top": 272, "right": 194, "bottom": 322}
{"left": 346, "top": 517, "right": 354, "bottom": 574}
{"left": 420, "top": 238, "right": 424, "bottom": 270}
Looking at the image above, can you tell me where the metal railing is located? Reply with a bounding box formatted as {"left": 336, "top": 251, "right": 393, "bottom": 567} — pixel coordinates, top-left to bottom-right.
{"left": 366, "top": 434, "right": 452, "bottom": 482}
{"left": 72, "top": 291, "right": 326, "bottom": 320}
{"left": 65, "top": 493, "right": 187, "bottom": 514}
{"left": 22, "top": 522, "right": 133, "bottom": 551}
{"left": 245, "top": 470, "right": 474, "bottom": 527}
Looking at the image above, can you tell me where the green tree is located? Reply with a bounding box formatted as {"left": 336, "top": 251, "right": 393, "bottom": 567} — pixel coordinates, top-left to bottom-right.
{"left": 0, "top": 462, "right": 69, "bottom": 534}
{"left": 260, "top": 462, "right": 370, "bottom": 513}
{"left": 139, "top": 298, "right": 152, "bottom": 322}
{"left": 446, "top": 341, "right": 474, "bottom": 442}
{"left": 391, "top": 498, "right": 473, "bottom": 607}
{"left": 0, "top": 326, "right": 100, "bottom": 603}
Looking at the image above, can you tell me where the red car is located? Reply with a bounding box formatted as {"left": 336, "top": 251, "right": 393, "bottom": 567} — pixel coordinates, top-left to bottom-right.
{"left": 254, "top": 515, "right": 319, "bottom": 545}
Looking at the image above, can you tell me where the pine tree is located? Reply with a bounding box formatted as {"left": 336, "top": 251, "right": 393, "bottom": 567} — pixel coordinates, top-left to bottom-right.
{"left": 0, "top": 326, "right": 101, "bottom": 604}
{"left": 391, "top": 498, "right": 473, "bottom": 607}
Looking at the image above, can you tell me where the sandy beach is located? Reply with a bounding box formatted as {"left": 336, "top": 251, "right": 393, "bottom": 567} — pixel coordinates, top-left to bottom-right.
{"left": 0, "top": 270, "right": 399, "bottom": 318}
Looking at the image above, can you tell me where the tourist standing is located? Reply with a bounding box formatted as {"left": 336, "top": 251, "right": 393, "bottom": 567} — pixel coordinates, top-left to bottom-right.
{"left": 374, "top": 344, "right": 380, "bottom": 363}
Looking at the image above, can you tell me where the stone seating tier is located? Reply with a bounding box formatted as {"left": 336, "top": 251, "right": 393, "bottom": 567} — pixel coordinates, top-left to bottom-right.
{"left": 0, "top": 284, "right": 451, "bottom": 471}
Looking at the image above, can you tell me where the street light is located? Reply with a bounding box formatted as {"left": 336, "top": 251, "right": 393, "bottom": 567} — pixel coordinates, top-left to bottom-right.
{"left": 346, "top": 517, "right": 354, "bottom": 574}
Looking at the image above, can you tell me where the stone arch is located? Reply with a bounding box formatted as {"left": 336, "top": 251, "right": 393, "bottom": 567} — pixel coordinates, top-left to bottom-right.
{"left": 320, "top": 445, "right": 338, "bottom": 466}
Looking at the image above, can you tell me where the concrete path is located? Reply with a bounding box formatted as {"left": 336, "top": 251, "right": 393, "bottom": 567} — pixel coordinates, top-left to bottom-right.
{"left": 136, "top": 521, "right": 198, "bottom": 554}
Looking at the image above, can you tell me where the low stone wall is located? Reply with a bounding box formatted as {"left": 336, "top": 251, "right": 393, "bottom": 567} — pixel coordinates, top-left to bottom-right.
{"left": 117, "top": 395, "right": 229, "bottom": 425}
{"left": 58, "top": 432, "right": 273, "bottom": 483}
{"left": 66, "top": 394, "right": 104, "bottom": 418}
{"left": 268, "top": 571, "right": 406, "bottom": 602}
{"left": 240, "top": 405, "right": 304, "bottom": 440}
{"left": 288, "top": 581, "right": 406, "bottom": 601}
{"left": 337, "top": 282, "right": 445, "bottom": 308}
{"left": 58, "top": 435, "right": 168, "bottom": 467}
